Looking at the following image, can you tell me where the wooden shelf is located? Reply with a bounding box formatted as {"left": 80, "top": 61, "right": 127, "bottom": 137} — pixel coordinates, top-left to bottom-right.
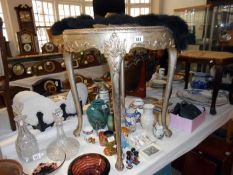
{"left": 8, "top": 53, "right": 63, "bottom": 63}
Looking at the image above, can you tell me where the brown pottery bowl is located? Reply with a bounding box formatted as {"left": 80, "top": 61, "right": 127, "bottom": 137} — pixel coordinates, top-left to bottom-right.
{"left": 0, "top": 159, "right": 23, "bottom": 175}
{"left": 68, "top": 153, "right": 110, "bottom": 175}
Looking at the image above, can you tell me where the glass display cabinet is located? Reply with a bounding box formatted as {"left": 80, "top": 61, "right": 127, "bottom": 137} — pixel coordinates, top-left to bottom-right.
{"left": 174, "top": 1, "right": 233, "bottom": 52}
{"left": 174, "top": 5, "right": 211, "bottom": 49}
{"left": 208, "top": 3, "right": 233, "bottom": 51}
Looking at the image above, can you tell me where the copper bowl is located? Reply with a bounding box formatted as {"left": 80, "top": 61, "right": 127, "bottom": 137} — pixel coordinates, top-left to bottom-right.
{"left": 68, "top": 153, "right": 110, "bottom": 175}
{"left": 0, "top": 159, "right": 23, "bottom": 175}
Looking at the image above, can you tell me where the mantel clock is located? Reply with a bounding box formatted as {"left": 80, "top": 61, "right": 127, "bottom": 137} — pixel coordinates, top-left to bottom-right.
{"left": 17, "top": 30, "right": 37, "bottom": 56}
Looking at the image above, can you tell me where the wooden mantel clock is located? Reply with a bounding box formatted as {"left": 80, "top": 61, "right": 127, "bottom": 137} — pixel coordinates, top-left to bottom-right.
{"left": 15, "top": 4, "right": 35, "bottom": 35}
{"left": 17, "top": 30, "right": 37, "bottom": 56}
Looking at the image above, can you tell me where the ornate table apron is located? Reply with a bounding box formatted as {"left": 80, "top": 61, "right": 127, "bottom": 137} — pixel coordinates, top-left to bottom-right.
{"left": 63, "top": 26, "right": 177, "bottom": 171}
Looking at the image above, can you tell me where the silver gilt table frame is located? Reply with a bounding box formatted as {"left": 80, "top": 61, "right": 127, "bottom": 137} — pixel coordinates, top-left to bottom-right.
{"left": 63, "top": 26, "right": 177, "bottom": 171}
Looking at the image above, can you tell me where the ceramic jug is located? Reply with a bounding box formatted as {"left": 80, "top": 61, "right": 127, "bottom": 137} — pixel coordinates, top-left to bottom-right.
{"left": 129, "top": 98, "right": 144, "bottom": 121}
{"left": 141, "top": 103, "right": 155, "bottom": 135}
{"left": 124, "top": 110, "right": 141, "bottom": 132}
{"left": 86, "top": 99, "right": 110, "bottom": 130}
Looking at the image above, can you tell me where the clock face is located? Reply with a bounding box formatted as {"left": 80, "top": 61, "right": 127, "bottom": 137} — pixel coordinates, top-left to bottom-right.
{"left": 19, "top": 11, "right": 31, "bottom": 22}
{"left": 45, "top": 43, "right": 55, "bottom": 52}
{"left": 12, "top": 64, "right": 25, "bottom": 76}
{"left": 21, "top": 33, "right": 32, "bottom": 43}
{"left": 23, "top": 44, "right": 32, "bottom": 52}
{"left": 43, "top": 61, "right": 56, "bottom": 73}
{"left": 86, "top": 54, "right": 95, "bottom": 63}
{"left": 42, "top": 42, "right": 58, "bottom": 54}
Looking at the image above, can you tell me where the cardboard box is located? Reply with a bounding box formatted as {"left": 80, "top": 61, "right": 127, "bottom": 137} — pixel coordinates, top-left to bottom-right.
{"left": 170, "top": 111, "right": 206, "bottom": 133}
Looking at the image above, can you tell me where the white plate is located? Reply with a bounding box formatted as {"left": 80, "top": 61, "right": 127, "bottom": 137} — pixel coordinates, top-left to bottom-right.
{"left": 22, "top": 150, "right": 65, "bottom": 175}
{"left": 150, "top": 79, "right": 166, "bottom": 88}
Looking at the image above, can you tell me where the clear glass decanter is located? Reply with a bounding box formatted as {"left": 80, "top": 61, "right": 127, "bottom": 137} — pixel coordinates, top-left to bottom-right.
{"left": 46, "top": 108, "right": 80, "bottom": 161}
{"left": 15, "top": 115, "right": 40, "bottom": 162}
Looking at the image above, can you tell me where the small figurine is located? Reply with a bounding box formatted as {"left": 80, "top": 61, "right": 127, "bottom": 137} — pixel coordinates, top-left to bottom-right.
{"left": 85, "top": 137, "right": 96, "bottom": 144}
{"left": 132, "top": 151, "right": 140, "bottom": 165}
{"left": 103, "top": 146, "right": 117, "bottom": 156}
{"left": 126, "top": 151, "right": 133, "bottom": 169}
{"left": 121, "top": 127, "right": 130, "bottom": 149}
{"left": 131, "top": 148, "right": 140, "bottom": 165}
{"left": 121, "top": 135, "right": 128, "bottom": 149}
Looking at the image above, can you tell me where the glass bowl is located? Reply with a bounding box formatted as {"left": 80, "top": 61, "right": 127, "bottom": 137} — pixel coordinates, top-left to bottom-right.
{"left": 0, "top": 159, "right": 23, "bottom": 175}
{"left": 68, "top": 153, "right": 110, "bottom": 175}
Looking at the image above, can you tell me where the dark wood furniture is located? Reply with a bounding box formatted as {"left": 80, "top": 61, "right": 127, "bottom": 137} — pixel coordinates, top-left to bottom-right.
{"left": 8, "top": 53, "right": 63, "bottom": 81}
{"left": 16, "top": 30, "right": 37, "bottom": 56}
{"left": 0, "top": 18, "right": 16, "bottom": 131}
{"left": 14, "top": 4, "right": 35, "bottom": 34}
{"left": 182, "top": 151, "right": 217, "bottom": 175}
{"left": 179, "top": 50, "right": 233, "bottom": 115}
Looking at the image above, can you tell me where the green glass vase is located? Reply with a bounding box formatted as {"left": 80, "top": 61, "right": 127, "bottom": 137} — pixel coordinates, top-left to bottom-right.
{"left": 86, "top": 99, "right": 110, "bottom": 130}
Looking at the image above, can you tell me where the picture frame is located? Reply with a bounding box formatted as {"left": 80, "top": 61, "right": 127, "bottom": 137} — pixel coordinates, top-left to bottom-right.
{"left": 139, "top": 143, "right": 160, "bottom": 159}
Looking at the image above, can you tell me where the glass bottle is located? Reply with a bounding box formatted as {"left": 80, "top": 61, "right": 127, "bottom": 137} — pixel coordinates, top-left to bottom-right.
{"left": 15, "top": 115, "right": 40, "bottom": 162}
{"left": 46, "top": 108, "right": 80, "bottom": 161}
{"left": 97, "top": 82, "right": 110, "bottom": 104}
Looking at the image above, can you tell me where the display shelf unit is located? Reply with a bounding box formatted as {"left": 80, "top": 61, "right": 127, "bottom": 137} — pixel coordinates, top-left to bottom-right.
{"left": 7, "top": 53, "right": 64, "bottom": 81}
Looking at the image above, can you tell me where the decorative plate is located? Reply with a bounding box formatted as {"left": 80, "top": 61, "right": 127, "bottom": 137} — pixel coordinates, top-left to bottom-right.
{"left": 22, "top": 150, "right": 65, "bottom": 175}
{"left": 150, "top": 79, "right": 166, "bottom": 88}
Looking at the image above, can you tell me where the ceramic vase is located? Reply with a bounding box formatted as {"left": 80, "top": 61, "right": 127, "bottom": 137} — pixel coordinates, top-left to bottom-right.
{"left": 153, "top": 123, "right": 164, "bottom": 139}
{"left": 141, "top": 103, "right": 155, "bottom": 135}
{"left": 86, "top": 99, "right": 110, "bottom": 130}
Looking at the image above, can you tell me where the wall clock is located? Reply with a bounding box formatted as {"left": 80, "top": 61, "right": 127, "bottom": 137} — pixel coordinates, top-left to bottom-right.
{"left": 41, "top": 42, "right": 58, "bottom": 54}
{"left": 17, "top": 31, "right": 37, "bottom": 56}
{"left": 15, "top": 4, "right": 35, "bottom": 34}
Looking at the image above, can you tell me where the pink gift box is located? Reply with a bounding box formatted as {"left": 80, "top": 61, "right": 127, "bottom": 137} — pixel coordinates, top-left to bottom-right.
{"left": 170, "top": 111, "right": 206, "bottom": 133}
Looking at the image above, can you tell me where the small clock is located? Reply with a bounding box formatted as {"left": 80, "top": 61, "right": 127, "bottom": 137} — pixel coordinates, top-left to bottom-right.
{"left": 41, "top": 42, "right": 58, "bottom": 54}
{"left": 17, "top": 30, "right": 37, "bottom": 56}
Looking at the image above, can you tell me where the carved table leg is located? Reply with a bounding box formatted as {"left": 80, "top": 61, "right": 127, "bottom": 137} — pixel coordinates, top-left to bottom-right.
{"left": 63, "top": 52, "right": 83, "bottom": 136}
{"left": 162, "top": 48, "right": 177, "bottom": 137}
{"left": 184, "top": 62, "right": 190, "bottom": 89}
{"left": 210, "top": 65, "right": 223, "bottom": 115}
{"left": 121, "top": 60, "right": 126, "bottom": 114}
{"left": 104, "top": 33, "right": 125, "bottom": 171}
